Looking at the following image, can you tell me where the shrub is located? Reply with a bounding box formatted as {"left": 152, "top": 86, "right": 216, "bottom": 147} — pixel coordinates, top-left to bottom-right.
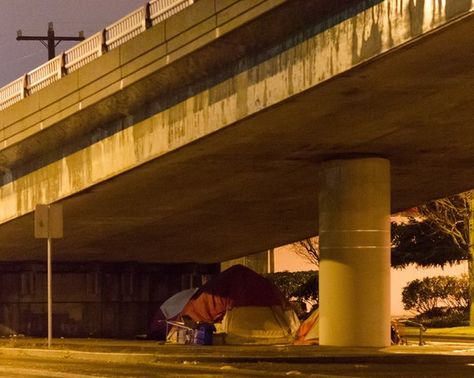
{"left": 402, "top": 275, "right": 469, "bottom": 320}
{"left": 414, "top": 311, "right": 469, "bottom": 328}
{"left": 266, "top": 271, "right": 318, "bottom": 317}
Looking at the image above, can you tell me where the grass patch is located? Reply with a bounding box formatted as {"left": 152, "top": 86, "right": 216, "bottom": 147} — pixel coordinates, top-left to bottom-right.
{"left": 403, "top": 326, "right": 474, "bottom": 337}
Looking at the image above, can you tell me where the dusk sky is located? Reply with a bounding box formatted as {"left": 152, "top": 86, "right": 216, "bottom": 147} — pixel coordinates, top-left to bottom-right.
{"left": 0, "top": 0, "right": 145, "bottom": 87}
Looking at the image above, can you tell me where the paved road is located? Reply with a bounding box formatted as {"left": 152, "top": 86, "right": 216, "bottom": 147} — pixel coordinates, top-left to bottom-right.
{"left": 1, "top": 338, "right": 474, "bottom": 377}
{"left": 1, "top": 354, "right": 474, "bottom": 377}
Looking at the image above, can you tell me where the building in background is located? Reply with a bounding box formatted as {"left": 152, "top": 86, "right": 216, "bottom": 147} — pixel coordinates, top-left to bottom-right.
{"left": 0, "top": 261, "right": 218, "bottom": 338}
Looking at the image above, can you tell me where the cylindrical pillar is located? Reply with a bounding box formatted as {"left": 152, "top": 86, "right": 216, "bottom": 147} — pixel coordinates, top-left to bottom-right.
{"left": 319, "top": 158, "right": 390, "bottom": 347}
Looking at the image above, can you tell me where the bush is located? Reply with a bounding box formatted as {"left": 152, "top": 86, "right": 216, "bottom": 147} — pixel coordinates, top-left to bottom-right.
{"left": 402, "top": 275, "right": 469, "bottom": 326}
{"left": 414, "top": 312, "right": 469, "bottom": 328}
{"left": 411, "top": 306, "right": 469, "bottom": 328}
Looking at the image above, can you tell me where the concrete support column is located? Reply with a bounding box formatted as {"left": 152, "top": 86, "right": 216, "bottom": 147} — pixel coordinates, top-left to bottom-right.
{"left": 319, "top": 158, "right": 390, "bottom": 347}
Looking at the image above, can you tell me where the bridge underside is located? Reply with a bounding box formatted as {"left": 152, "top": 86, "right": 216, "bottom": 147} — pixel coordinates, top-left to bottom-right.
{"left": 1, "top": 12, "right": 473, "bottom": 263}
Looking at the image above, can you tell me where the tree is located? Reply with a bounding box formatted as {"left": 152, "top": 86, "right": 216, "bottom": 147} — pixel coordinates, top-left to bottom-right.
{"left": 266, "top": 271, "right": 318, "bottom": 318}
{"left": 291, "top": 237, "right": 319, "bottom": 267}
{"left": 420, "top": 192, "right": 474, "bottom": 325}
{"left": 418, "top": 194, "right": 471, "bottom": 250}
{"left": 392, "top": 191, "right": 474, "bottom": 325}
{"left": 391, "top": 220, "right": 469, "bottom": 268}
{"left": 289, "top": 238, "right": 319, "bottom": 318}
{"left": 402, "top": 275, "right": 469, "bottom": 315}
{"left": 266, "top": 271, "right": 318, "bottom": 303}
{"left": 402, "top": 275, "right": 469, "bottom": 327}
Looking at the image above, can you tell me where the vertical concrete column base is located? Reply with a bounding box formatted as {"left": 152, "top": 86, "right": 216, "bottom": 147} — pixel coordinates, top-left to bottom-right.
{"left": 319, "top": 158, "right": 390, "bottom": 347}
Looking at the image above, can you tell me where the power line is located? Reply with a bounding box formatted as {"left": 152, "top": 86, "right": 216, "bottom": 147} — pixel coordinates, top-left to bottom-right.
{"left": 17, "top": 22, "right": 84, "bottom": 60}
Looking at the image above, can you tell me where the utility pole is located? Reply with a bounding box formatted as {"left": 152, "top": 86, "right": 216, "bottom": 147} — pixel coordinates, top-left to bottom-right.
{"left": 17, "top": 22, "right": 84, "bottom": 60}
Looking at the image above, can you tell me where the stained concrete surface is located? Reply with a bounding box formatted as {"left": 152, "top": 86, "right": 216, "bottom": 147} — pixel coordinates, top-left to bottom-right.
{"left": 1, "top": 1, "right": 473, "bottom": 264}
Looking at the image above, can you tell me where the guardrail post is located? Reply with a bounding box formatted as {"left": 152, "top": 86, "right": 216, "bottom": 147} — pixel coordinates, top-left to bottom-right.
{"left": 21, "top": 74, "right": 27, "bottom": 99}
{"left": 101, "top": 29, "right": 108, "bottom": 54}
{"left": 59, "top": 53, "right": 65, "bottom": 78}
{"left": 141, "top": 8, "right": 147, "bottom": 34}
{"left": 145, "top": 2, "right": 152, "bottom": 29}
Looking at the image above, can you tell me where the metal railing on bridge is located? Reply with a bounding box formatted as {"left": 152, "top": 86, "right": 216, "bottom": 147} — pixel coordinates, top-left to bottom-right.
{"left": 27, "top": 54, "right": 63, "bottom": 94}
{"left": 105, "top": 7, "right": 148, "bottom": 50}
{"left": 0, "top": 0, "right": 194, "bottom": 111}
{"left": 150, "top": 0, "right": 194, "bottom": 26}
{"left": 64, "top": 32, "right": 104, "bottom": 73}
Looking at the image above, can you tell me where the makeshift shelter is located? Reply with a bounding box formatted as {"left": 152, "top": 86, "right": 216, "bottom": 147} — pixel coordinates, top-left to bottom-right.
{"left": 160, "top": 288, "right": 198, "bottom": 319}
{"left": 177, "top": 265, "right": 300, "bottom": 344}
{"left": 294, "top": 308, "right": 403, "bottom": 345}
{"left": 295, "top": 308, "right": 319, "bottom": 344}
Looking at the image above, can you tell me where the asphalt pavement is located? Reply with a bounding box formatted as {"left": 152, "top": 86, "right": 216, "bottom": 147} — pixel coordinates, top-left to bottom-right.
{"left": 0, "top": 334, "right": 474, "bottom": 377}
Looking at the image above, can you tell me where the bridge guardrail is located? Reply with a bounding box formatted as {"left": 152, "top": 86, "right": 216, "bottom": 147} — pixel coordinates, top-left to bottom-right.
{"left": 0, "top": 75, "right": 26, "bottom": 111}
{"left": 64, "top": 31, "right": 104, "bottom": 73}
{"left": 150, "top": 0, "right": 194, "bottom": 26}
{"left": 106, "top": 6, "right": 147, "bottom": 50}
{"left": 26, "top": 54, "right": 63, "bottom": 94}
{"left": 0, "top": 0, "right": 194, "bottom": 112}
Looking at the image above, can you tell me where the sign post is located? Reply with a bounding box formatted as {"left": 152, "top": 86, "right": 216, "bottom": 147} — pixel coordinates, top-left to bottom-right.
{"left": 35, "top": 204, "right": 63, "bottom": 349}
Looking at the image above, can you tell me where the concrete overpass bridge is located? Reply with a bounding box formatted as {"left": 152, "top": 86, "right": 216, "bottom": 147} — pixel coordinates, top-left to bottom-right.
{"left": 1, "top": 0, "right": 473, "bottom": 347}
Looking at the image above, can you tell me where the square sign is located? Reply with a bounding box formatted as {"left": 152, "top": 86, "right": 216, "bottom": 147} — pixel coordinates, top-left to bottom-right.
{"left": 35, "top": 204, "right": 63, "bottom": 239}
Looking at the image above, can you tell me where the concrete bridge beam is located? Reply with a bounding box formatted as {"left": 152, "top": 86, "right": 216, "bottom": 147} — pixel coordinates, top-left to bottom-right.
{"left": 319, "top": 158, "right": 390, "bottom": 347}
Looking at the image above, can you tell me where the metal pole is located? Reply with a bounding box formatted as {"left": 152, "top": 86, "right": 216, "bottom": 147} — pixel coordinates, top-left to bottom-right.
{"left": 47, "top": 237, "right": 52, "bottom": 348}
{"left": 17, "top": 22, "right": 84, "bottom": 61}
{"left": 47, "top": 22, "right": 55, "bottom": 60}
